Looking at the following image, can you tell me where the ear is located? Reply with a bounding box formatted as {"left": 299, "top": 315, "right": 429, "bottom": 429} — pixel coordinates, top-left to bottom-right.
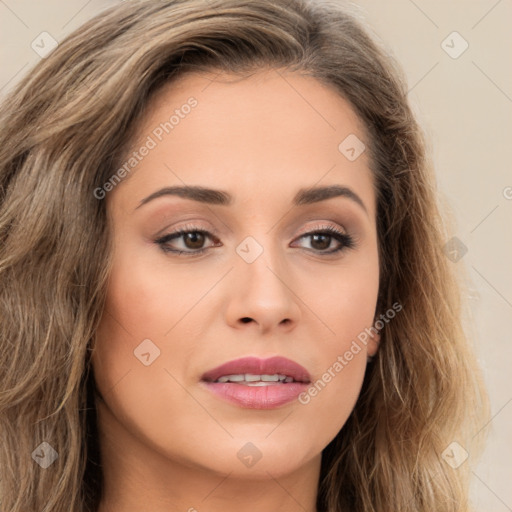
{"left": 367, "top": 329, "right": 381, "bottom": 360}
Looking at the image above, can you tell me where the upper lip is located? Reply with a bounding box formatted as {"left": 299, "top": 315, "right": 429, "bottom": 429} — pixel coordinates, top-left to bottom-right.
{"left": 201, "top": 356, "right": 311, "bottom": 383}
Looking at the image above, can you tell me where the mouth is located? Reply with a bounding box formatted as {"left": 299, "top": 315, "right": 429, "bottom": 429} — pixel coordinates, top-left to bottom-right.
{"left": 212, "top": 373, "right": 301, "bottom": 385}
{"left": 201, "top": 355, "right": 311, "bottom": 384}
{"left": 200, "top": 356, "right": 311, "bottom": 409}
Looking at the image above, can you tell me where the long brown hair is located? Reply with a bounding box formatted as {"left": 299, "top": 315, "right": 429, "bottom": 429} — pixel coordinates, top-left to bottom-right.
{"left": 0, "top": 1, "right": 489, "bottom": 510}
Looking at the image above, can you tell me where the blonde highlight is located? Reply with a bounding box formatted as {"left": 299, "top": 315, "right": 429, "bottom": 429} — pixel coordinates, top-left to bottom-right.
{"left": 0, "top": 1, "right": 489, "bottom": 511}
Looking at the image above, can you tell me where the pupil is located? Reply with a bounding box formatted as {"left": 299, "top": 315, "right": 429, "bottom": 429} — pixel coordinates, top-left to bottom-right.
{"left": 185, "top": 232, "right": 204, "bottom": 249}
{"left": 312, "top": 234, "right": 330, "bottom": 250}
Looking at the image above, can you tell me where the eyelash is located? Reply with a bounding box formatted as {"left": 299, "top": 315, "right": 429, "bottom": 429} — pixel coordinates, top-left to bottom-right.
{"left": 154, "top": 223, "right": 356, "bottom": 257}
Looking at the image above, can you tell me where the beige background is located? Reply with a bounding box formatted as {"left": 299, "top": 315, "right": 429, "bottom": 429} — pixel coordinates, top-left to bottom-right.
{"left": 1, "top": 0, "right": 510, "bottom": 509}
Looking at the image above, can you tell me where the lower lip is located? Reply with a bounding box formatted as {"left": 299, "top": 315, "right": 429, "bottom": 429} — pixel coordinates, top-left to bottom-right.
{"left": 201, "top": 381, "right": 309, "bottom": 409}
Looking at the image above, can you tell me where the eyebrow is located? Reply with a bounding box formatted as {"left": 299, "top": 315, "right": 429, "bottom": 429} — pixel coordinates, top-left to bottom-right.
{"left": 135, "top": 184, "right": 368, "bottom": 214}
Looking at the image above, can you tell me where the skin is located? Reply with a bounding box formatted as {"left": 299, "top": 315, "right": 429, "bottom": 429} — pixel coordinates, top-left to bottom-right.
{"left": 92, "top": 68, "right": 380, "bottom": 512}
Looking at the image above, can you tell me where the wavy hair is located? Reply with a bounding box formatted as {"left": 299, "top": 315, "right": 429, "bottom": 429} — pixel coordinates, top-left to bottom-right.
{"left": 0, "top": 0, "right": 489, "bottom": 511}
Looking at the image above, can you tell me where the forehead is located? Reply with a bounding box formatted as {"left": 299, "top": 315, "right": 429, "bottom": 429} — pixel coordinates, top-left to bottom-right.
{"left": 111, "top": 69, "right": 375, "bottom": 218}
{"left": 141, "top": 68, "right": 368, "bottom": 149}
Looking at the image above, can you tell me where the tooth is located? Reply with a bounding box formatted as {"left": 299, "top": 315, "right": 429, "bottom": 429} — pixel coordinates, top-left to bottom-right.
{"left": 260, "top": 374, "right": 279, "bottom": 382}
{"left": 226, "top": 374, "right": 245, "bottom": 382}
{"left": 215, "top": 373, "right": 296, "bottom": 384}
{"left": 246, "top": 381, "right": 273, "bottom": 386}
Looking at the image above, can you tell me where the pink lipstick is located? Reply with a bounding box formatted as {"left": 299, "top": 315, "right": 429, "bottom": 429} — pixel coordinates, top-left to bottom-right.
{"left": 200, "top": 356, "right": 311, "bottom": 409}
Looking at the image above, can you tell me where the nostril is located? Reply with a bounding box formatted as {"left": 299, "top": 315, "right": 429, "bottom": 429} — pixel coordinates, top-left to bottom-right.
{"left": 240, "top": 317, "right": 252, "bottom": 323}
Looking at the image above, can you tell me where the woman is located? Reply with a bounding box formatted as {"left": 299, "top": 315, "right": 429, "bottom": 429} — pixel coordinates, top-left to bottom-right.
{"left": 0, "top": 0, "right": 490, "bottom": 511}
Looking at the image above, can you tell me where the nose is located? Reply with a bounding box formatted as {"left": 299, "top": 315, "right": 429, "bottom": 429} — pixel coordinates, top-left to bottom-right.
{"left": 224, "top": 240, "right": 302, "bottom": 335}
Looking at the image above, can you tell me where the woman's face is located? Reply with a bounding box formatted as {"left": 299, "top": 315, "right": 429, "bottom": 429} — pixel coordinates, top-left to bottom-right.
{"left": 92, "top": 69, "right": 380, "bottom": 482}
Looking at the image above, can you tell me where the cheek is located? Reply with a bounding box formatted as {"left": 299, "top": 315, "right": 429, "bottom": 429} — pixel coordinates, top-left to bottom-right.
{"left": 295, "top": 296, "right": 376, "bottom": 443}
{"left": 304, "top": 244, "right": 379, "bottom": 347}
{"left": 95, "top": 242, "right": 204, "bottom": 342}
{"left": 296, "top": 253, "right": 379, "bottom": 423}
{"left": 91, "top": 241, "right": 212, "bottom": 406}
{"left": 90, "top": 257, "right": 202, "bottom": 453}
{"left": 91, "top": 252, "right": 171, "bottom": 397}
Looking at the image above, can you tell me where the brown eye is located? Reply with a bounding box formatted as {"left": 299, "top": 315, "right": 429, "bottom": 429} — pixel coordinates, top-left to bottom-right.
{"left": 155, "top": 228, "right": 217, "bottom": 254}
{"left": 293, "top": 225, "right": 355, "bottom": 255}
{"left": 181, "top": 231, "right": 206, "bottom": 250}
{"left": 309, "top": 233, "right": 331, "bottom": 251}
{"left": 155, "top": 224, "right": 355, "bottom": 257}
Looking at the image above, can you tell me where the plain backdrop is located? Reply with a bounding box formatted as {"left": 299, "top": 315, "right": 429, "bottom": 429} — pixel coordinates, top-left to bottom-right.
{"left": 1, "top": 0, "right": 511, "bottom": 510}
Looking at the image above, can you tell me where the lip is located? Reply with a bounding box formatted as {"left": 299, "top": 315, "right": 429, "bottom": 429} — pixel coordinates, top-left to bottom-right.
{"left": 200, "top": 356, "right": 311, "bottom": 410}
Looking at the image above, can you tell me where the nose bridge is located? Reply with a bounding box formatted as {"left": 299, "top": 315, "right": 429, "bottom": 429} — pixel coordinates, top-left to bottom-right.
{"left": 236, "top": 232, "right": 288, "bottom": 297}
{"left": 227, "top": 229, "right": 301, "bottom": 330}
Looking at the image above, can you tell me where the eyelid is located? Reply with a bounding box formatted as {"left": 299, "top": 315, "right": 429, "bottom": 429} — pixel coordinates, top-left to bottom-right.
{"left": 156, "top": 219, "right": 348, "bottom": 242}
{"left": 294, "top": 221, "right": 348, "bottom": 237}
{"left": 154, "top": 220, "right": 221, "bottom": 240}
{"left": 154, "top": 220, "right": 356, "bottom": 256}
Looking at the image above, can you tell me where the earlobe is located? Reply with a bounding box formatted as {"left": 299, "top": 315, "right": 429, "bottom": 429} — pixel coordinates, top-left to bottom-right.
{"left": 367, "top": 330, "right": 381, "bottom": 361}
